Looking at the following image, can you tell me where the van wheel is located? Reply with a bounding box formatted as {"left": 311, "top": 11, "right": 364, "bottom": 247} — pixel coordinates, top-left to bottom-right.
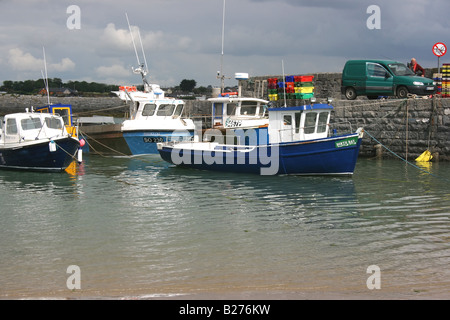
{"left": 345, "top": 87, "right": 357, "bottom": 100}
{"left": 397, "top": 86, "right": 408, "bottom": 99}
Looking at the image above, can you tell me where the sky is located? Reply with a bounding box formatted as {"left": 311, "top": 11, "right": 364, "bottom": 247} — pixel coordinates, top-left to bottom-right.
{"left": 0, "top": 0, "right": 449, "bottom": 88}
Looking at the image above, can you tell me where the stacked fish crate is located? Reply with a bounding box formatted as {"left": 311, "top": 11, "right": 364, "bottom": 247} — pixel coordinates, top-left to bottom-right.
{"left": 441, "top": 64, "right": 450, "bottom": 97}
{"left": 294, "top": 75, "right": 314, "bottom": 100}
{"left": 267, "top": 78, "right": 279, "bottom": 101}
{"left": 267, "top": 75, "right": 315, "bottom": 101}
{"left": 433, "top": 73, "right": 442, "bottom": 96}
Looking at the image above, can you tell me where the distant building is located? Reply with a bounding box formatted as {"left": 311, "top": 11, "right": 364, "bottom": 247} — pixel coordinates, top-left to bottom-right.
{"left": 39, "top": 87, "right": 78, "bottom": 96}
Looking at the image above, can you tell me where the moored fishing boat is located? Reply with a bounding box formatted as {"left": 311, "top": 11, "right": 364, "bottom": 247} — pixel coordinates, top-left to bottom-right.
{"left": 0, "top": 109, "right": 80, "bottom": 172}
{"left": 157, "top": 103, "right": 364, "bottom": 175}
{"left": 79, "top": 83, "right": 196, "bottom": 156}
{"left": 79, "top": 16, "right": 195, "bottom": 156}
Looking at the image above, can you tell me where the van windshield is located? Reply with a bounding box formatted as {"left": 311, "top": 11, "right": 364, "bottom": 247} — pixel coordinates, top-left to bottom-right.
{"left": 388, "top": 63, "right": 415, "bottom": 76}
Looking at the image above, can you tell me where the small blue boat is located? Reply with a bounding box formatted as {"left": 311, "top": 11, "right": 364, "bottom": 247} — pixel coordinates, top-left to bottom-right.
{"left": 157, "top": 103, "right": 364, "bottom": 175}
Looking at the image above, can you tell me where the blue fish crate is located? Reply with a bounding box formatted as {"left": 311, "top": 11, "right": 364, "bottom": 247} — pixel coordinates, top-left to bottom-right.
{"left": 285, "top": 76, "right": 295, "bottom": 82}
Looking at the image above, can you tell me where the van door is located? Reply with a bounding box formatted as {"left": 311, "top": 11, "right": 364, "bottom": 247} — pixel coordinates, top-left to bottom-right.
{"left": 366, "top": 62, "right": 393, "bottom": 96}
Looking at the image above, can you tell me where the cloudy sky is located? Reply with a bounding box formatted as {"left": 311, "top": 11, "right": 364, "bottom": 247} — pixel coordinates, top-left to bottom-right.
{"left": 0, "top": 0, "right": 448, "bottom": 88}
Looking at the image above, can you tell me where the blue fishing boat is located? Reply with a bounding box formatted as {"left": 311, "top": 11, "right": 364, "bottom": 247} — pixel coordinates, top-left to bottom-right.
{"left": 0, "top": 110, "right": 80, "bottom": 172}
{"left": 157, "top": 103, "right": 364, "bottom": 175}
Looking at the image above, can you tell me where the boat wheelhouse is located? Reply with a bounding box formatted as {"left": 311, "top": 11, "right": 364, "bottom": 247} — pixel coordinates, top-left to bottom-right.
{"left": 210, "top": 96, "right": 269, "bottom": 130}
{"left": 35, "top": 104, "right": 77, "bottom": 136}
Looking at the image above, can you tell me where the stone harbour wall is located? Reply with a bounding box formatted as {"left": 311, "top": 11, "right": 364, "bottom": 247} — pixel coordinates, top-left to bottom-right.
{"left": 188, "top": 97, "right": 450, "bottom": 161}
{"left": 1, "top": 73, "right": 449, "bottom": 161}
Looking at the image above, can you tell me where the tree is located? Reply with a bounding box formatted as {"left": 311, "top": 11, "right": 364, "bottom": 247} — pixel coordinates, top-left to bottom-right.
{"left": 179, "top": 79, "right": 196, "bottom": 92}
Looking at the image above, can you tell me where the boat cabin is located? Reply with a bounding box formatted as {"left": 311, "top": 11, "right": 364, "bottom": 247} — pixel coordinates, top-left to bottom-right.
{"left": 114, "top": 86, "right": 186, "bottom": 121}
{"left": 137, "top": 100, "right": 185, "bottom": 120}
{"left": 209, "top": 97, "right": 269, "bottom": 129}
{"left": 35, "top": 104, "right": 77, "bottom": 136}
{"left": 267, "top": 104, "right": 332, "bottom": 144}
{"left": 1, "top": 112, "right": 67, "bottom": 144}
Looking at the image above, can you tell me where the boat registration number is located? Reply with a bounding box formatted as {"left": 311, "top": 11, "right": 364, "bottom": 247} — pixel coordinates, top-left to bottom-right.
{"left": 335, "top": 136, "right": 358, "bottom": 148}
{"left": 143, "top": 137, "right": 165, "bottom": 143}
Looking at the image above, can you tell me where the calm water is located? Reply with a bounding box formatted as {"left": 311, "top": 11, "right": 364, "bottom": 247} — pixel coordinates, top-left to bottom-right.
{"left": 0, "top": 155, "right": 449, "bottom": 299}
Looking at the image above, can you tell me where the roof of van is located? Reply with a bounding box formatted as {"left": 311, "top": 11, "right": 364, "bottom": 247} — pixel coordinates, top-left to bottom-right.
{"left": 345, "top": 59, "right": 400, "bottom": 65}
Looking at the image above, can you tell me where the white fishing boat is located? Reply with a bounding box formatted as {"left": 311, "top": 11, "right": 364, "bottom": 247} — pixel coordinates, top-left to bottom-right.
{"left": 79, "top": 16, "right": 195, "bottom": 156}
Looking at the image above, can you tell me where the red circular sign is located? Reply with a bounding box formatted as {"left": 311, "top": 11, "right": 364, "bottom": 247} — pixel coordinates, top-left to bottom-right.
{"left": 433, "top": 42, "right": 447, "bottom": 57}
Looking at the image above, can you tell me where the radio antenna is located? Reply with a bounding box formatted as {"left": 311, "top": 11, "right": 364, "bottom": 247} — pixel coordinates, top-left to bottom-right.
{"left": 217, "top": 0, "right": 228, "bottom": 93}
{"left": 282, "top": 60, "right": 287, "bottom": 108}
{"left": 125, "top": 13, "right": 150, "bottom": 91}
{"left": 126, "top": 13, "right": 140, "bottom": 67}
{"left": 42, "top": 47, "right": 50, "bottom": 105}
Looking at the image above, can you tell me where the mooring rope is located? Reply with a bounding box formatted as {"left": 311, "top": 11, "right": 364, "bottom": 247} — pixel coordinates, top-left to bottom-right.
{"left": 363, "top": 130, "right": 448, "bottom": 182}
{"left": 53, "top": 139, "right": 79, "bottom": 162}
{"left": 78, "top": 130, "right": 130, "bottom": 157}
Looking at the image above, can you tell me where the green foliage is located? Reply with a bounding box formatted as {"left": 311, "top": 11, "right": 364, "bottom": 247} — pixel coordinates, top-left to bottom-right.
{"left": 179, "top": 79, "right": 196, "bottom": 92}
{"left": 0, "top": 78, "right": 119, "bottom": 95}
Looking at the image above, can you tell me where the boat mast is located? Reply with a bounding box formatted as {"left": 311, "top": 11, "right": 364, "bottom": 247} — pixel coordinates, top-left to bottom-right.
{"left": 42, "top": 47, "right": 50, "bottom": 106}
{"left": 217, "top": 0, "right": 229, "bottom": 94}
{"left": 126, "top": 13, "right": 150, "bottom": 93}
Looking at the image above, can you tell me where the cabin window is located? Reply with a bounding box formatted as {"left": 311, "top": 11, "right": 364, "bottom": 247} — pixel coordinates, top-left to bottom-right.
{"left": 283, "top": 115, "right": 292, "bottom": 126}
{"left": 173, "top": 104, "right": 184, "bottom": 117}
{"left": 213, "top": 103, "right": 223, "bottom": 116}
{"left": 157, "top": 104, "right": 176, "bottom": 116}
{"left": 54, "top": 108, "right": 71, "bottom": 126}
{"left": 317, "top": 112, "right": 329, "bottom": 133}
{"left": 142, "top": 104, "right": 157, "bottom": 116}
{"left": 45, "top": 117, "right": 63, "bottom": 129}
{"left": 240, "top": 101, "right": 257, "bottom": 116}
{"left": 6, "top": 119, "right": 18, "bottom": 134}
{"left": 304, "top": 113, "right": 317, "bottom": 134}
{"left": 227, "top": 103, "right": 237, "bottom": 116}
{"left": 295, "top": 112, "right": 301, "bottom": 133}
{"left": 21, "top": 117, "right": 42, "bottom": 130}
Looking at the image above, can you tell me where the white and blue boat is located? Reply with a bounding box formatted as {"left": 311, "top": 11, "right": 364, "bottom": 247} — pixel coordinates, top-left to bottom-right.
{"left": 157, "top": 103, "right": 364, "bottom": 175}
{"left": 208, "top": 95, "right": 269, "bottom": 142}
{"left": 79, "top": 18, "right": 196, "bottom": 156}
{"left": 79, "top": 82, "right": 196, "bottom": 156}
{"left": 0, "top": 109, "right": 80, "bottom": 172}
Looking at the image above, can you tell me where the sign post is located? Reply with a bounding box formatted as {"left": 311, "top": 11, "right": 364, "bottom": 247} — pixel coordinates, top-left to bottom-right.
{"left": 433, "top": 42, "right": 447, "bottom": 73}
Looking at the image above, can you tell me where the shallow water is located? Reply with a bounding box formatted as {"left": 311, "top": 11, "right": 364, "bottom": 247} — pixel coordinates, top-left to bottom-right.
{"left": 0, "top": 155, "right": 449, "bottom": 299}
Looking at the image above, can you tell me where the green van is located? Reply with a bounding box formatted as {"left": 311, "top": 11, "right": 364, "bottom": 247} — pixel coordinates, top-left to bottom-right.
{"left": 341, "top": 59, "right": 436, "bottom": 100}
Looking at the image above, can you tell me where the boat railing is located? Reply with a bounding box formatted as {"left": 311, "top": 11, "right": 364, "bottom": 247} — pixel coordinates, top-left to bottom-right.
{"left": 328, "top": 121, "right": 354, "bottom": 136}
{"left": 276, "top": 121, "right": 356, "bottom": 143}
{"left": 203, "top": 133, "right": 241, "bottom": 145}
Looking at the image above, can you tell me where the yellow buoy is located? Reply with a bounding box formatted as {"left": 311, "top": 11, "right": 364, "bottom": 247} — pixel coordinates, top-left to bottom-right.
{"left": 415, "top": 150, "right": 433, "bottom": 162}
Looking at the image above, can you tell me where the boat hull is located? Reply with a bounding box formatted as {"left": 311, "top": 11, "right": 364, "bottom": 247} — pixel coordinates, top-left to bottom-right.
{"left": 81, "top": 125, "right": 194, "bottom": 156}
{"left": 158, "top": 133, "right": 362, "bottom": 175}
{"left": 0, "top": 137, "right": 80, "bottom": 172}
